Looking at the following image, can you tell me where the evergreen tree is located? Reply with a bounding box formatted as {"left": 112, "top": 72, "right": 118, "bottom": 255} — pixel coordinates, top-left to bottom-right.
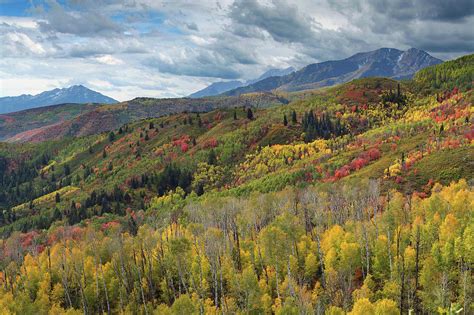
{"left": 208, "top": 149, "right": 217, "bottom": 165}
{"left": 52, "top": 207, "right": 61, "bottom": 221}
{"left": 283, "top": 114, "right": 288, "bottom": 126}
{"left": 292, "top": 110, "right": 297, "bottom": 124}
{"left": 63, "top": 164, "right": 70, "bottom": 176}
{"left": 247, "top": 108, "right": 254, "bottom": 120}
{"left": 108, "top": 131, "right": 116, "bottom": 142}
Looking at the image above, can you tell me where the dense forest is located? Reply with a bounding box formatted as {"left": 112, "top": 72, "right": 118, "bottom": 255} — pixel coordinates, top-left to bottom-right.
{"left": 0, "top": 55, "right": 472, "bottom": 314}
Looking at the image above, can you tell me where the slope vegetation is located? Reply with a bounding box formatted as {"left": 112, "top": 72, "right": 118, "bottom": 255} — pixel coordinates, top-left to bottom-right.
{"left": 0, "top": 55, "right": 472, "bottom": 314}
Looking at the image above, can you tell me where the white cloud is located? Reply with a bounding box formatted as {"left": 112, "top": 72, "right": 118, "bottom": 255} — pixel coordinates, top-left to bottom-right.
{"left": 5, "top": 32, "right": 46, "bottom": 54}
{"left": 0, "top": 0, "right": 471, "bottom": 101}
{"left": 94, "top": 55, "right": 124, "bottom": 65}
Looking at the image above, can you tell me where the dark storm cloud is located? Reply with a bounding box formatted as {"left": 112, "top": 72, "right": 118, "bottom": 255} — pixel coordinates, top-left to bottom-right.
{"left": 184, "top": 22, "right": 199, "bottom": 31}
{"left": 326, "top": 0, "right": 474, "bottom": 57}
{"left": 365, "top": 0, "right": 474, "bottom": 22}
{"left": 229, "top": 0, "right": 316, "bottom": 43}
{"left": 145, "top": 48, "right": 242, "bottom": 79}
{"left": 226, "top": 0, "right": 373, "bottom": 62}
{"left": 34, "top": 0, "right": 124, "bottom": 37}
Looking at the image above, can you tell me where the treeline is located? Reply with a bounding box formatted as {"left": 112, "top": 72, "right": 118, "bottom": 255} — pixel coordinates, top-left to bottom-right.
{"left": 0, "top": 153, "right": 51, "bottom": 207}
{"left": 128, "top": 164, "right": 193, "bottom": 196}
{"left": 0, "top": 180, "right": 471, "bottom": 314}
{"left": 414, "top": 53, "right": 473, "bottom": 92}
{"left": 302, "top": 110, "right": 347, "bottom": 142}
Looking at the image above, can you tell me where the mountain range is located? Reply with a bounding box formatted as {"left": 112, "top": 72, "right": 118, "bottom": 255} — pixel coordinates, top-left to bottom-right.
{"left": 0, "top": 85, "right": 117, "bottom": 114}
{"left": 0, "top": 48, "right": 442, "bottom": 115}
{"left": 223, "top": 48, "right": 442, "bottom": 96}
{"left": 189, "top": 67, "right": 295, "bottom": 98}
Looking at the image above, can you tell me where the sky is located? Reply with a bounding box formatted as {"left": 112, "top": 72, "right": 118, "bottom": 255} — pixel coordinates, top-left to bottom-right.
{"left": 0, "top": 0, "right": 473, "bottom": 101}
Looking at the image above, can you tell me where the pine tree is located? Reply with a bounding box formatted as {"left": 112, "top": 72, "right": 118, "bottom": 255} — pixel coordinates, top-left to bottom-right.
{"left": 283, "top": 114, "right": 288, "bottom": 126}
{"left": 247, "top": 108, "right": 254, "bottom": 120}
{"left": 292, "top": 110, "right": 297, "bottom": 124}
{"left": 208, "top": 149, "right": 217, "bottom": 165}
{"left": 64, "top": 164, "right": 70, "bottom": 176}
{"left": 108, "top": 131, "right": 115, "bottom": 142}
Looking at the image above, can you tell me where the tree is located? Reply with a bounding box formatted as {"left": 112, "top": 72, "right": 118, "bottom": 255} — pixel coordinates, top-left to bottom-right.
{"left": 55, "top": 193, "right": 60, "bottom": 203}
{"left": 234, "top": 111, "right": 238, "bottom": 120}
{"left": 208, "top": 149, "right": 217, "bottom": 165}
{"left": 64, "top": 164, "right": 71, "bottom": 176}
{"left": 247, "top": 108, "right": 254, "bottom": 120}
{"left": 283, "top": 114, "right": 288, "bottom": 126}
{"left": 108, "top": 131, "right": 115, "bottom": 142}
{"left": 102, "top": 149, "right": 107, "bottom": 158}
{"left": 291, "top": 110, "right": 297, "bottom": 124}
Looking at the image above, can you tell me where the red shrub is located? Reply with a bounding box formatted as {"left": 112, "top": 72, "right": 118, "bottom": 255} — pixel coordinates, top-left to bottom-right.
{"left": 366, "top": 148, "right": 381, "bottom": 160}
{"left": 334, "top": 165, "right": 351, "bottom": 179}
{"left": 180, "top": 143, "right": 189, "bottom": 153}
{"left": 350, "top": 158, "right": 367, "bottom": 170}
{"left": 203, "top": 138, "right": 218, "bottom": 148}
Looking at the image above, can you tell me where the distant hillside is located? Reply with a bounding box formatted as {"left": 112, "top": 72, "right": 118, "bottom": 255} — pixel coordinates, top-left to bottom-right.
{"left": 189, "top": 67, "right": 295, "bottom": 98}
{"left": 414, "top": 53, "right": 473, "bottom": 93}
{"left": 224, "top": 48, "right": 442, "bottom": 96}
{"left": 2, "top": 93, "right": 289, "bottom": 142}
{"left": 189, "top": 81, "right": 244, "bottom": 98}
{"left": 0, "top": 85, "right": 118, "bottom": 114}
{"left": 0, "top": 103, "right": 99, "bottom": 141}
{"left": 245, "top": 66, "right": 296, "bottom": 85}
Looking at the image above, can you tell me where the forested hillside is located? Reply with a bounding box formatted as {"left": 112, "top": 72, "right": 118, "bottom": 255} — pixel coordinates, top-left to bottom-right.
{"left": 0, "top": 55, "right": 472, "bottom": 314}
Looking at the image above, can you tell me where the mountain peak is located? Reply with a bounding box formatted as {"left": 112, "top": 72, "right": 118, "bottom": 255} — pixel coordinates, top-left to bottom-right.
{"left": 189, "top": 66, "right": 296, "bottom": 98}
{"left": 0, "top": 85, "right": 118, "bottom": 114}
{"left": 224, "top": 47, "right": 442, "bottom": 96}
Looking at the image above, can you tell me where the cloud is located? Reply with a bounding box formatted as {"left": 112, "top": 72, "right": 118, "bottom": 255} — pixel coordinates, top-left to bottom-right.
{"left": 0, "top": 0, "right": 472, "bottom": 101}
{"left": 184, "top": 22, "right": 199, "bottom": 31}
{"left": 326, "top": 0, "right": 474, "bottom": 56}
{"left": 94, "top": 55, "right": 124, "bottom": 65}
{"left": 34, "top": 0, "right": 124, "bottom": 37}
{"left": 229, "top": 0, "right": 316, "bottom": 43}
{"left": 365, "top": 0, "right": 474, "bottom": 22}
{"left": 145, "top": 48, "right": 242, "bottom": 79}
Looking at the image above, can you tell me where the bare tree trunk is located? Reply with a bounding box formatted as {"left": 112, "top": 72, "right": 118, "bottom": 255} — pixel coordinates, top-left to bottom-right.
{"left": 414, "top": 226, "right": 420, "bottom": 314}
{"left": 99, "top": 255, "right": 111, "bottom": 315}
{"left": 275, "top": 261, "right": 280, "bottom": 300}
